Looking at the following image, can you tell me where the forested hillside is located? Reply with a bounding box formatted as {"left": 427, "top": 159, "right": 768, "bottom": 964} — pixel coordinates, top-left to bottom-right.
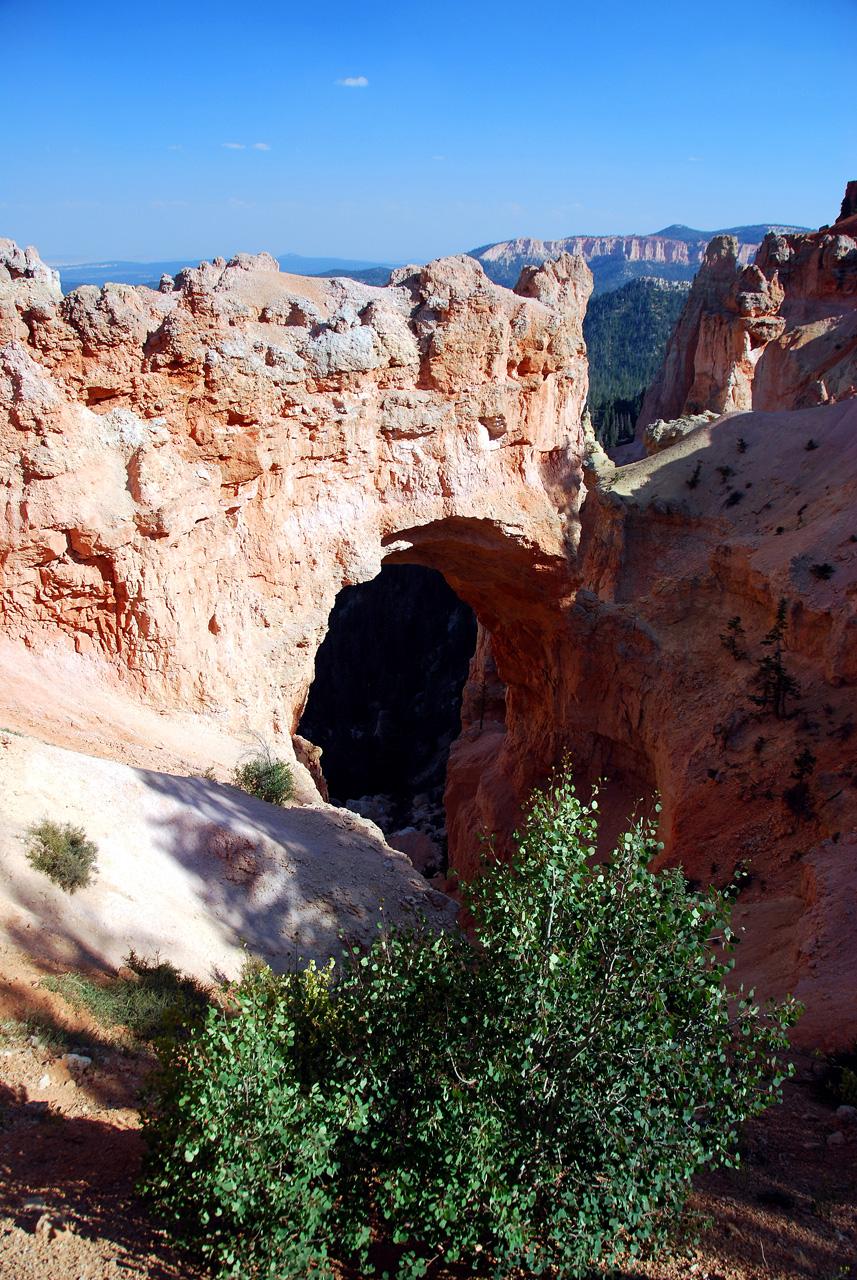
{"left": 583, "top": 277, "right": 691, "bottom": 448}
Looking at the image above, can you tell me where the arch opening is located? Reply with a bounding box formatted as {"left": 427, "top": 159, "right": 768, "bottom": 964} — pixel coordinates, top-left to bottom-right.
{"left": 298, "top": 565, "right": 478, "bottom": 877}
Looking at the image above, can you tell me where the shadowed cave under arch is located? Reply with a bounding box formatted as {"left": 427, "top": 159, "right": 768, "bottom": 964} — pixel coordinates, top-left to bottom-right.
{"left": 298, "top": 566, "right": 478, "bottom": 860}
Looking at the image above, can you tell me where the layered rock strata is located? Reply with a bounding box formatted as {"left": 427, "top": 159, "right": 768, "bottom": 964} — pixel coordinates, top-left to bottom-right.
{"left": 638, "top": 193, "right": 857, "bottom": 429}
{"left": 0, "top": 730, "right": 458, "bottom": 983}
{"left": 0, "top": 241, "right": 591, "bottom": 886}
{"left": 2, "top": 220, "right": 857, "bottom": 1047}
{"left": 471, "top": 230, "right": 766, "bottom": 293}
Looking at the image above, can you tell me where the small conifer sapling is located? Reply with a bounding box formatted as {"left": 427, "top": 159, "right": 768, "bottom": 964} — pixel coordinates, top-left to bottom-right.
{"left": 750, "top": 599, "right": 800, "bottom": 719}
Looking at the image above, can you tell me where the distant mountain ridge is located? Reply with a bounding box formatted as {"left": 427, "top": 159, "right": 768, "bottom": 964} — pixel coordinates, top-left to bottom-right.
{"left": 49, "top": 221, "right": 814, "bottom": 298}
{"left": 652, "top": 222, "right": 811, "bottom": 244}
{"left": 469, "top": 223, "right": 812, "bottom": 294}
{"left": 52, "top": 253, "right": 400, "bottom": 293}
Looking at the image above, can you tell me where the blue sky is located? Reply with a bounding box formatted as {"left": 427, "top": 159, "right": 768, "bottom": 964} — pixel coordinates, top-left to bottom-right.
{"left": 2, "top": 0, "right": 855, "bottom": 264}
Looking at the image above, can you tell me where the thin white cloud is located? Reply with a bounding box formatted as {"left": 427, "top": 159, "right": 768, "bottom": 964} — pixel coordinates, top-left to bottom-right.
{"left": 432, "top": 154, "right": 445, "bottom": 160}
{"left": 253, "top": 142, "right": 271, "bottom": 150}
{"left": 689, "top": 156, "right": 702, "bottom": 162}
{"left": 222, "top": 142, "right": 245, "bottom": 149}
{"left": 336, "top": 76, "right": 368, "bottom": 87}
{"left": 168, "top": 144, "right": 182, "bottom": 150}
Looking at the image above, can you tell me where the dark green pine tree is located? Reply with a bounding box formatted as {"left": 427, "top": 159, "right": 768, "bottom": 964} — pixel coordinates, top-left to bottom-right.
{"left": 750, "top": 599, "right": 800, "bottom": 718}
{"left": 720, "top": 615, "right": 746, "bottom": 660}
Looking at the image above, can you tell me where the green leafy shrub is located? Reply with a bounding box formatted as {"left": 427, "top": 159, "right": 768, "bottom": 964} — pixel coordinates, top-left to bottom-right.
{"left": 141, "top": 776, "right": 798, "bottom": 1280}
{"left": 231, "top": 748, "right": 294, "bottom": 806}
{"left": 45, "top": 951, "right": 210, "bottom": 1042}
{"left": 25, "top": 820, "right": 97, "bottom": 893}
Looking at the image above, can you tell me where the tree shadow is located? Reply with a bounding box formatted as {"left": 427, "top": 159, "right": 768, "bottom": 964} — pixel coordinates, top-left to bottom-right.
{"left": 0, "top": 1086, "right": 205, "bottom": 1277}
{"left": 135, "top": 771, "right": 458, "bottom": 971}
{"left": 1, "top": 769, "right": 458, "bottom": 988}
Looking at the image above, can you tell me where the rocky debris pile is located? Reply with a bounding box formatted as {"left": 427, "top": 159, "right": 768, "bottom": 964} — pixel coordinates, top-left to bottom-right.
{"left": 828, "top": 1105, "right": 857, "bottom": 1146}
{"left": 642, "top": 409, "right": 719, "bottom": 455}
{"left": 343, "top": 791, "right": 445, "bottom": 877}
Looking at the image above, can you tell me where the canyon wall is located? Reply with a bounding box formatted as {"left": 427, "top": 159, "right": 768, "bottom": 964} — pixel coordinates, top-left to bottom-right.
{"left": 2, "top": 196, "right": 857, "bottom": 1047}
{"left": 468, "top": 228, "right": 800, "bottom": 293}
{"left": 477, "top": 232, "right": 759, "bottom": 272}
{"left": 638, "top": 184, "right": 857, "bottom": 429}
{"left": 0, "top": 238, "right": 590, "bottom": 828}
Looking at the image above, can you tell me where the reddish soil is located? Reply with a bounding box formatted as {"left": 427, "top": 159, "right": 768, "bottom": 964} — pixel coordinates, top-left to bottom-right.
{"left": 0, "top": 947, "right": 854, "bottom": 1280}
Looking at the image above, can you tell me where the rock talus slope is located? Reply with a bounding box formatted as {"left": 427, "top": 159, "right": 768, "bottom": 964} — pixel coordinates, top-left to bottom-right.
{"left": 1, "top": 209, "right": 857, "bottom": 1047}
{"left": 0, "top": 730, "right": 456, "bottom": 984}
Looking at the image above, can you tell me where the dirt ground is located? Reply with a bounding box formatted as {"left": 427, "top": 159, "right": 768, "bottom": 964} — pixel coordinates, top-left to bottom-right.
{"left": 0, "top": 947, "right": 854, "bottom": 1280}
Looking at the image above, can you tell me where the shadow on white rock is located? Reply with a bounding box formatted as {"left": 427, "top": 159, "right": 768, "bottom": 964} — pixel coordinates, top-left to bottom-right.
{"left": 0, "top": 732, "right": 458, "bottom": 986}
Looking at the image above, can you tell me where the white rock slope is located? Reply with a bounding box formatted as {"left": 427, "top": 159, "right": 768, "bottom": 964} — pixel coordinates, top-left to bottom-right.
{"left": 0, "top": 732, "right": 457, "bottom": 984}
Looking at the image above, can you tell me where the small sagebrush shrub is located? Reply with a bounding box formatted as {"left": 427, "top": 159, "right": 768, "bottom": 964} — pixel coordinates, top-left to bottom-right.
{"left": 46, "top": 952, "right": 210, "bottom": 1042}
{"left": 231, "top": 748, "right": 294, "bottom": 806}
{"left": 141, "top": 776, "right": 798, "bottom": 1280}
{"left": 25, "top": 821, "right": 97, "bottom": 893}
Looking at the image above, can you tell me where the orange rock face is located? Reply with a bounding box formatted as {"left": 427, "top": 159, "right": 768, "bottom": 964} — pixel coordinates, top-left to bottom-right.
{"left": 638, "top": 189, "right": 857, "bottom": 429}
{"left": 0, "top": 244, "right": 590, "bottom": 744}
{"left": 2, "top": 230, "right": 857, "bottom": 1048}
{"left": 578, "top": 401, "right": 857, "bottom": 1049}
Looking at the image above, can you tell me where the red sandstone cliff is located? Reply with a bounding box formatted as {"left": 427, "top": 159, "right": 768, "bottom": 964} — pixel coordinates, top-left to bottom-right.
{"left": 638, "top": 185, "right": 857, "bottom": 430}
{"left": 2, "top": 226, "right": 857, "bottom": 1048}
{"left": 0, "top": 239, "right": 591, "bottom": 778}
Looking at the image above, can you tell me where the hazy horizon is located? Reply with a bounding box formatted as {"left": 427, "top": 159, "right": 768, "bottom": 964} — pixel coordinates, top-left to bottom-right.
{"left": 43, "top": 216, "right": 816, "bottom": 270}
{"left": 3, "top": 0, "right": 854, "bottom": 265}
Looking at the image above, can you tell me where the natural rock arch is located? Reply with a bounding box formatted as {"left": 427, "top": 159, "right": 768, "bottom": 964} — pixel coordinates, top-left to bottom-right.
{"left": 0, "top": 241, "right": 593, "bottom": 876}
{"left": 3, "top": 236, "right": 857, "bottom": 1045}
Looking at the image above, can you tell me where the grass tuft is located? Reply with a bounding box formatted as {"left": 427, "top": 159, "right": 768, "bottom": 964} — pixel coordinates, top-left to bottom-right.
{"left": 43, "top": 952, "right": 210, "bottom": 1043}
